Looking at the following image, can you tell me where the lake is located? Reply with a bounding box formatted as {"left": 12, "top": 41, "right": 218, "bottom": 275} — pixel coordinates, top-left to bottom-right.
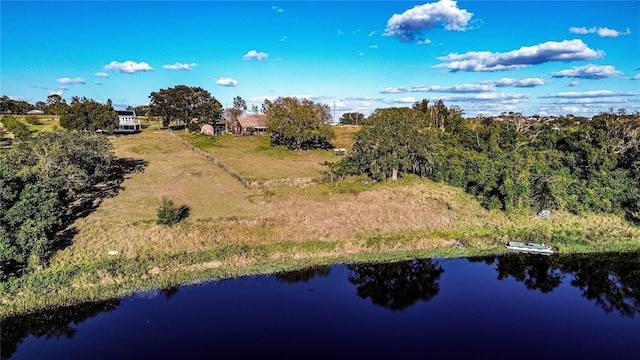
{"left": 3, "top": 252, "right": 640, "bottom": 359}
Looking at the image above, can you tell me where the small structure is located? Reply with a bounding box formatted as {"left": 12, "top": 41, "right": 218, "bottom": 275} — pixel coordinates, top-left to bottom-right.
{"left": 333, "top": 148, "right": 347, "bottom": 155}
{"left": 200, "top": 122, "right": 227, "bottom": 135}
{"left": 26, "top": 109, "right": 45, "bottom": 115}
{"left": 201, "top": 123, "right": 214, "bottom": 135}
{"left": 233, "top": 114, "right": 268, "bottom": 135}
{"left": 115, "top": 110, "right": 141, "bottom": 133}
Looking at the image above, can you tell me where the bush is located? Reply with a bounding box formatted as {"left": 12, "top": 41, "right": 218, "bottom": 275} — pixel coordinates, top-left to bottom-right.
{"left": 25, "top": 115, "right": 41, "bottom": 125}
{"left": 156, "top": 197, "right": 189, "bottom": 226}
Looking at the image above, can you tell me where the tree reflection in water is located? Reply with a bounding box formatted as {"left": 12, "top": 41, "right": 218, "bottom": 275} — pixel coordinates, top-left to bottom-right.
{"left": 274, "top": 265, "right": 331, "bottom": 284}
{"left": 564, "top": 252, "right": 640, "bottom": 318}
{"left": 347, "top": 259, "right": 444, "bottom": 311}
{"left": 1, "top": 299, "right": 120, "bottom": 360}
{"left": 475, "top": 254, "right": 564, "bottom": 293}
{"left": 472, "top": 251, "right": 640, "bottom": 318}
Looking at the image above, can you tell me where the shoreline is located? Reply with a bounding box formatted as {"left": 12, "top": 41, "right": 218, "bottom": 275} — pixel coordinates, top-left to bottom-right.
{"left": 2, "top": 235, "right": 640, "bottom": 318}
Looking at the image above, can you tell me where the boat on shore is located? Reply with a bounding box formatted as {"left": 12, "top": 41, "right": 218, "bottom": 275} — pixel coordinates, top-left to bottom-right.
{"left": 505, "top": 241, "right": 553, "bottom": 255}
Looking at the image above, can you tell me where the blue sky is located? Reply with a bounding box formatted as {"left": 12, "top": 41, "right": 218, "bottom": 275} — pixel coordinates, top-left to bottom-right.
{"left": 2, "top": 0, "right": 639, "bottom": 119}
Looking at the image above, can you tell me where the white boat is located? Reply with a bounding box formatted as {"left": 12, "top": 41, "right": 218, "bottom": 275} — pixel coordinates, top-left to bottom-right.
{"left": 505, "top": 241, "right": 553, "bottom": 255}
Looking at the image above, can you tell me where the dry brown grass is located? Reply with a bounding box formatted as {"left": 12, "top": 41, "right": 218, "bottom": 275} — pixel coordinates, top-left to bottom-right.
{"left": 50, "top": 127, "right": 640, "bottom": 269}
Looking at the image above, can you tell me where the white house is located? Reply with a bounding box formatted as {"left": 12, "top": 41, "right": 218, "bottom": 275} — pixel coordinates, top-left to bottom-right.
{"left": 116, "top": 110, "right": 141, "bottom": 132}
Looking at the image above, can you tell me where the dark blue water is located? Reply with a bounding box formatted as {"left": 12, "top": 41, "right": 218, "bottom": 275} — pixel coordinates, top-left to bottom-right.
{"left": 3, "top": 253, "right": 640, "bottom": 359}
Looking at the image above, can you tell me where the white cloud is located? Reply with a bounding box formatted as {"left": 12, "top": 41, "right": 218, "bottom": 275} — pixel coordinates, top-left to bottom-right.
{"left": 569, "top": 26, "right": 631, "bottom": 38}
{"left": 541, "top": 90, "right": 637, "bottom": 98}
{"left": 551, "top": 64, "right": 622, "bottom": 79}
{"left": 368, "top": 30, "right": 376, "bottom": 37}
{"left": 384, "top": 0, "right": 473, "bottom": 43}
{"left": 249, "top": 95, "right": 277, "bottom": 103}
{"left": 633, "top": 74, "right": 640, "bottom": 80}
{"left": 433, "top": 39, "right": 603, "bottom": 72}
{"left": 428, "top": 83, "right": 495, "bottom": 93}
{"left": 381, "top": 86, "right": 408, "bottom": 94}
{"left": 94, "top": 72, "right": 109, "bottom": 78}
{"left": 394, "top": 97, "right": 418, "bottom": 103}
{"left": 216, "top": 77, "right": 239, "bottom": 87}
{"left": 369, "top": 45, "right": 378, "bottom": 49}
{"left": 494, "top": 77, "right": 546, "bottom": 87}
{"left": 104, "top": 60, "right": 154, "bottom": 73}
{"left": 242, "top": 50, "right": 268, "bottom": 61}
{"left": 272, "top": 6, "right": 284, "bottom": 13}
{"left": 49, "top": 89, "right": 64, "bottom": 96}
{"left": 57, "top": 77, "right": 85, "bottom": 84}
{"left": 442, "top": 93, "right": 530, "bottom": 102}
{"left": 162, "top": 62, "right": 197, "bottom": 70}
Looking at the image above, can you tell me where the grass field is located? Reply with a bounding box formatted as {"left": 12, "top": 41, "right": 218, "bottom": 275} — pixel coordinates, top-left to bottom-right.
{"left": 177, "top": 125, "right": 358, "bottom": 181}
{"left": 2, "top": 124, "right": 640, "bottom": 316}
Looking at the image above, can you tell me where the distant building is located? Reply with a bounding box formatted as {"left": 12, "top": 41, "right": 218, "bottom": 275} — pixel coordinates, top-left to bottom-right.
{"left": 116, "top": 110, "right": 141, "bottom": 133}
{"left": 232, "top": 114, "right": 268, "bottom": 135}
{"left": 26, "top": 110, "right": 44, "bottom": 115}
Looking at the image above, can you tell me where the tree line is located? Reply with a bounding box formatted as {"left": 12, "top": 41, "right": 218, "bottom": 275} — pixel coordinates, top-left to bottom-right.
{"left": 328, "top": 101, "right": 640, "bottom": 221}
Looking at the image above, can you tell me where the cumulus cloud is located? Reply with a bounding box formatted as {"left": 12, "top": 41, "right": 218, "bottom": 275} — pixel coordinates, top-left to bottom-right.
{"left": 428, "top": 83, "right": 495, "bottom": 93}
{"left": 216, "top": 77, "right": 239, "bottom": 87}
{"left": 433, "top": 39, "right": 603, "bottom": 72}
{"left": 494, "top": 77, "right": 546, "bottom": 87}
{"left": 104, "top": 60, "right": 154, "bottom": 73}
{"left": 162, "top": 62, "right": 197, "bottom": 70}
{"left": 249, "top": 95, "right": 277, "bottom": 103}
{"left": 57, "top": 77, "right": 85, "bottom": 84}
{"left": 551, "top": 64, "right": 622, "bottom": 79}
{"left": 381, "top": 86, "right": 409, "bottom": 94}
{"left": 540, "top": 90, "right": 637, "bottom": 98}
{"left": 569, "top": 26, "right": 631, "bottom": 38}
{"left": 384, "top": 0, "right": 473, "bottom": 43}
{"left": 443, "top": 93, "right": 530, "bottom": 102}
{"left": 94, "top": 72, "right": 109, "bottom": 78}
{"left": 381, "top": 78, "right": 545, "bottom": 95}
{"left": 394, "top": 97, "right": 419, "bottom": 103}
{"left": 243, "top": 50, "right": 268, "bottom": 61}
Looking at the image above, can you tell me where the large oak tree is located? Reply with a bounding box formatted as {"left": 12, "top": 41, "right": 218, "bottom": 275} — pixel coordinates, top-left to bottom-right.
{"left": 149, "top": 85, "right": 223, "bottom": 128}
{"left": 264, "top": 97, "right": 335, "bottom": 150}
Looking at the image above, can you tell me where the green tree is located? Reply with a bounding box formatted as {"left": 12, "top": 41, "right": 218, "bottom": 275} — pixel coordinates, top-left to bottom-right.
{"left": 339, "top": 112, "right": 364, "bottom": 125}
{"left": 344, "top": 107, "right": 435, "bottom": 181}
{"left": 59, "top": 98, "right": 118, "bottom": 132}
{"left": 149, "top": 85, "right": 223, "bottom": 128}
{"left": 264, "top": 97, "right": 335, "bottom": 150}
{"left": 45, "top": 94, "right": 68, "bottom": 117}
{"left": 0, "top": 131, "right": 115, "bottom": 279}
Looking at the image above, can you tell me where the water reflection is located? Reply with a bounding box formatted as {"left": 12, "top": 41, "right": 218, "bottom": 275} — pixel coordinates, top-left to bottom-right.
{"left": 347, "top": 259, "right": 444, "bottom": 311}
{"left": 472, "top": 252, "right": 640, "bottom": 317}
{"left": 3, "top": 252, "right": 640, "bottom": 359}
{"left": 471, "top": 254, "right": 564, "bottom": 293}
{"left": 1, "top": 299, "right": 120, "bottom": 360}
{"left": 274, "top": 265, "right": 331, "bottom": 284}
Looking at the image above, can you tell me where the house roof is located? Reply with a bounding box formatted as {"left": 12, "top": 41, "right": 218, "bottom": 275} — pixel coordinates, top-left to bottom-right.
{"left": 237, "top": 114, "right": 267, "bottom": 128}
{"left": 117, "top": 110, "right": 135, "bottom": 116}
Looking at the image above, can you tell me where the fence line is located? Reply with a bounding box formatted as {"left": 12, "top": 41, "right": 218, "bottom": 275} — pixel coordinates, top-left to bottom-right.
{"left": 168, "top": 129, "right": 321, "bottom": 188}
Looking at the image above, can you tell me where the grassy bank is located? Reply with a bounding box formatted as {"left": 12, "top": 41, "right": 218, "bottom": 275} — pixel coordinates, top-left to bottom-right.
{"left": 1, "top": 127, "right": 639, "bottom": 317}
